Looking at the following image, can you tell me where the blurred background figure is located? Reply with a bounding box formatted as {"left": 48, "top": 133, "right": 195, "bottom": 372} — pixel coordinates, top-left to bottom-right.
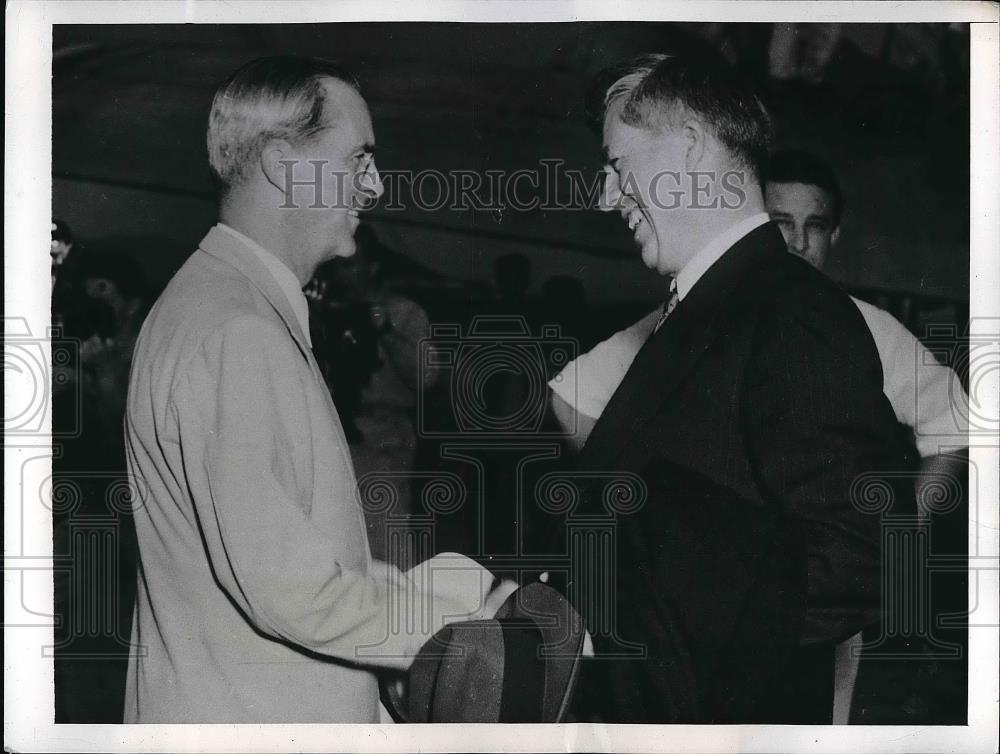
{"left": 75, "top": 248, "right": 150, "bottom": 453}
{"left": 51, "top": 219, "right": 76, "bottom": 293}
{"left": 308, "top": 224, "right": 438, "bottom": 567}
{"left": 51, "top": 219, "right": 81, "bottom": 428}
{"left": 490, "top": 252, "right": 534, "bottom": 319}
{"left": 540, "top": 274, "right": 595, "bottom": 355}
{"left": 479, "top": 253, "right": 541, "bottom": 422}
{"left": 51, "top": 235, "right": 149, "bottom": 722}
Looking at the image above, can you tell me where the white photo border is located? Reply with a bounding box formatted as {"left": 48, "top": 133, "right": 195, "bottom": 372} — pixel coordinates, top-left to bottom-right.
{"left": 5, "top": 2, "right": 998, "bottom": 752}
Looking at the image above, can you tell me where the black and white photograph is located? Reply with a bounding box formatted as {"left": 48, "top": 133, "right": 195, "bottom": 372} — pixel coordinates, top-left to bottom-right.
{"left": 5, "top": 2, "right": 999, "bottom": 752}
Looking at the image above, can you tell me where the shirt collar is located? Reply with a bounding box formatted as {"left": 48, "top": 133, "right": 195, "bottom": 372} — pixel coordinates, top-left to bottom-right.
{"left": 216, "top": 223, "right": 311, "bottom": 347}
{"left": 673, "top": 212, "right": 771, "bottom": 301}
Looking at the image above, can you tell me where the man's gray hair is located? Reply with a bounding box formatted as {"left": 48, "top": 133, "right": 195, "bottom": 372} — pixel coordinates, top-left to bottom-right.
{"left": 207, "top": 56, "right": 359, "bottom": 194}
{"left": 603, "top": 54, "right": 670, "bottom": 116}
{"left": 601, "top": 52, "right": 771, "bottom": 181}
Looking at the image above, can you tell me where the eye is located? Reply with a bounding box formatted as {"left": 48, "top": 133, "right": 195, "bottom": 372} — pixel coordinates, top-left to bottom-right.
{"left": 355, "top": 152, "right": 374, "bottom": 170}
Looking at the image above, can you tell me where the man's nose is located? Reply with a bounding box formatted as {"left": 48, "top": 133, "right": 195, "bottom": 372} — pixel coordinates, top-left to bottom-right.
{"left": 599, "top": 167, "right": 622, "bottom": 212}
{"left": 360, "top": 159, "right": 384, "bottom": 202}
{"left": 788, "top": 226, "right": 808, "bottom": 254}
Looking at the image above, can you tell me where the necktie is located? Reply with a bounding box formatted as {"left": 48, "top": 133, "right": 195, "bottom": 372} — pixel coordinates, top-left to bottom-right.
{"left": 654, "top": 279, "right": 679, "bottom": 333}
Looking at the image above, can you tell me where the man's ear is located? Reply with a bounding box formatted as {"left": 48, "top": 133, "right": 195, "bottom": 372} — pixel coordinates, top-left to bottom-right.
{"left": 831, "top": 226, "right": 841, "bottom": 246}
{"left": 681, "top": 117, "right": 707, "bottom": 171}
{"left": 260, "top": 138, "right": 294, "bottom": 193}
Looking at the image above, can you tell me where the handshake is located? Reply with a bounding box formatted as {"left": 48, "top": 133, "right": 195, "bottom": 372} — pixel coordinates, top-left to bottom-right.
{"left": 395, "top": 552, "right": 520, "bottom": 632}
{"left": 376, "top": 553, "right": 589, "bottom": 723}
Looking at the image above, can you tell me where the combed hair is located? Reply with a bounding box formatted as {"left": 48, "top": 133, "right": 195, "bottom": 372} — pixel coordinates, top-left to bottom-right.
{"left": 599, "top": 52, "right": 772, "bottom": 182}
{"left": 207, "top": 56, "right": 360, "bottom": 193}
{"left": 765, "top": 149, "right": 844, "bottom": 227}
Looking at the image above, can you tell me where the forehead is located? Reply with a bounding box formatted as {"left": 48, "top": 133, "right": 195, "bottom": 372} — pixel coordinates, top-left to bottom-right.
{"left": 766, "top": 181, "right": 833, "bottom": 216}
{"left": 602, "top": 104, "right": 657, "bottom": 159}
{"left": 316, "top": 78, "right": 373, "bottom": 148}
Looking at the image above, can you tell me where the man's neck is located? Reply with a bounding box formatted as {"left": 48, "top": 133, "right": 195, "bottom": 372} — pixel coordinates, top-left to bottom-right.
{"left": 672, "top": 189, "right": 769, "bottom": 299}
{"left": 686, "top": 183, "right": 767, "bottom": 254}
{"left": 219, "top": 194, "right": 314, "bottom": 285}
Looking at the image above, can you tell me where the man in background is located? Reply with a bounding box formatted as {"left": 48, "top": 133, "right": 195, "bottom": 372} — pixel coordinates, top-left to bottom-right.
{"left": 765, "top": 149, "right": 968, "bottom": 479}
{"left": 766, "top": 149, "right": 969, "bottom": 721}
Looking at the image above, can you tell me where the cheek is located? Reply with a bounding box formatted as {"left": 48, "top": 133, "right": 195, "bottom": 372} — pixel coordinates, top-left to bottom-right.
{"left": 647, "top": 171, "right": 686, "bottom": 211}
{"left": 321, "top": 170, "right": 352, "bottom": 209}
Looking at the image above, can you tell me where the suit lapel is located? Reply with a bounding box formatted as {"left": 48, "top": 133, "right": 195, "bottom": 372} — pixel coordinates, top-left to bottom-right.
{"left": 198, "top": 226, "right": 323, "bottom": 380}
{"left": 577, "top": 222, "right": 787, "bottom": 471}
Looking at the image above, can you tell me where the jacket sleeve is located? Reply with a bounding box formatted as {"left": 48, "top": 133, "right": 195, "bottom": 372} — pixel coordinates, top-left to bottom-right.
{"left": 740, "top": 289, "right": 903, "bottom": 645}
{"left": 171, "top": 314, "right": 488, "bottom": 669}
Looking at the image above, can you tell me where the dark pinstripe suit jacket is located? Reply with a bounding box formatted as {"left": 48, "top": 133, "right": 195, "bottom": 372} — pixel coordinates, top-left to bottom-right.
{"left": 568, "top": 221, "right": 912, "bottom": 723}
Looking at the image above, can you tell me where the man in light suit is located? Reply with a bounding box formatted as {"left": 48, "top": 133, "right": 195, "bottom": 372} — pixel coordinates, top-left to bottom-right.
{"left": 124, "top": 56, "right": 497, "bottom": 723}
{"left": 558, "top": 52, "right": 915, "bottom": 722}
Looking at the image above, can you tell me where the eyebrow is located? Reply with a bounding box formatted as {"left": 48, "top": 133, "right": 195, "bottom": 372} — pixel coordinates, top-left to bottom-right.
{"left": 769, "top": 210, "right": 831, "bottom": 223}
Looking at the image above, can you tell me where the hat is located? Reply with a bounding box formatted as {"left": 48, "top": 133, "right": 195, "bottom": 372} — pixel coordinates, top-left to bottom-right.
{"left": 381, "top": 582, "right": 586, "bottom": 723}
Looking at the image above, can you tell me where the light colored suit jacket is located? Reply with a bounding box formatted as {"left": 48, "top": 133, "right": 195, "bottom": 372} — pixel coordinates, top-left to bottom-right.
{"left": 124, "top": 226, "right": 461, "bottom": 722}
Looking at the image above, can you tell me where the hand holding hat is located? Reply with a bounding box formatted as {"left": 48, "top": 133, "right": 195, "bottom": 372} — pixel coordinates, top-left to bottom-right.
{"left": 380, "top": 580, "right": 587, "bottom": 723}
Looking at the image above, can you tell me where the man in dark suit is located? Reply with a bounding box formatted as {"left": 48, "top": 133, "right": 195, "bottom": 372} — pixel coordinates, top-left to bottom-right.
{"left": 562, "top": 53, "right": 913, "bottom": 723}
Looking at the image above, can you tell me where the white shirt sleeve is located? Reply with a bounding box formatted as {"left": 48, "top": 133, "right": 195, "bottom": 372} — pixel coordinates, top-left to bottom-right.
{"left": 851, "top": 297, "right": 969, "bottom": 457}
{"left": 548, "top": 307, "right": 661, "bottom": 420}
